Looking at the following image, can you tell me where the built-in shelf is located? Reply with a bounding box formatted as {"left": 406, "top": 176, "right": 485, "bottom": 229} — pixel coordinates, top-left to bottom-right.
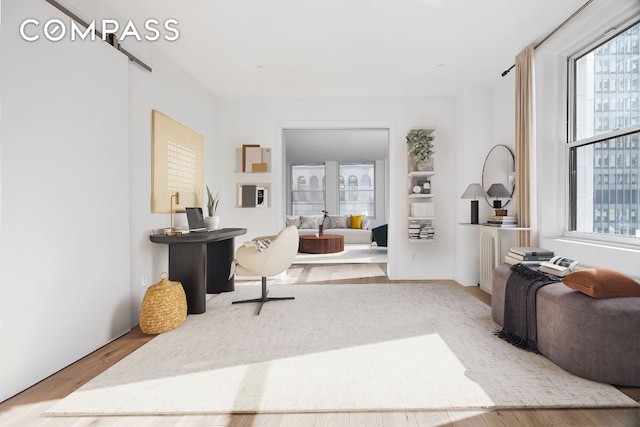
{"left": 236, "top": 182, "right": 270, "bottom": 208}
{"left": 408, "top": 171, "right": 435, "bottom": 178}
{"left": 407, "top": 128, "right": 436, "bottom": 241}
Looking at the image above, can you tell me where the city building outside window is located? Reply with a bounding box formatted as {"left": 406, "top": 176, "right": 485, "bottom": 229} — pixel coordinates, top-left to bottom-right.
{"left": 339, "top": 163, "right": 375, "bottom": 216}
{"left": 570, "top": 19, "right": 640, "bottom": 239}
{"left": 291, "top": 164, "right": 325, "bottom": 216}
{"left": 290, "top": 163, "right": 375, "bottom": 217}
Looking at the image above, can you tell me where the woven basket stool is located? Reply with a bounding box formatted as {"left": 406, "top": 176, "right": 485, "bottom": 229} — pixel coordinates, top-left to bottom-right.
{"left": 139, "top": 272, "right": 187, "bottom": 335}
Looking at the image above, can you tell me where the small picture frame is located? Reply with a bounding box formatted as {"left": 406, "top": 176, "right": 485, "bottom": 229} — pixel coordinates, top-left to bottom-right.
{"left": 416, "top": 179, "right": 431, "bottom": 194}
{"left": 256, "top": 186, "right": 267, "bottom": 207}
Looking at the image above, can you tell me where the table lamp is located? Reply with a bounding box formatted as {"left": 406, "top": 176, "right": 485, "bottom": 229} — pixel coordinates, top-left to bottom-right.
{"left": 487, "top": 183, "right": 511, "bottom": 215}
{"left": 165, "top": 192, "right": 181, "bottom": 236}
{"left": 461, "top": 183, "right": 487, "bottom": 224}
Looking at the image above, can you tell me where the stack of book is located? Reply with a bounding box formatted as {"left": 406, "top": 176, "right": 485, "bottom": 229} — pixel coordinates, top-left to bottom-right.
{"left": 486, "top": 215, "right": 518, "bottom": 227}
{"left": 539, "top": 256, "right": 580, "bottom": 277}
{"left": 504, "top": 246, "right": 554, "bottom": 266}
{"left": 419, "top": 224, "right": 435, "bottom": 239}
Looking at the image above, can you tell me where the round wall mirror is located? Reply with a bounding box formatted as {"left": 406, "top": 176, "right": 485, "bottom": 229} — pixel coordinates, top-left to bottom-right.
{"left": 482, "top": 144, "right": 515, "bottom": 208}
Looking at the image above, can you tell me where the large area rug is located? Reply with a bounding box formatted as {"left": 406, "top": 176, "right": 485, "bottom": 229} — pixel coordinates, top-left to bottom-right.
{"left": 46, "top": 283, "right": 638, "bottom": 416}
{"left": 293, "top": 243, "right": 387, "bottom": 264}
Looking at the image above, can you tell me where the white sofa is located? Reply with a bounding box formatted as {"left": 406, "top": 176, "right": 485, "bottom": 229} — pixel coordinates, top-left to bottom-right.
{"left": 286, "top": 214, "right": 371, "bottom": 244}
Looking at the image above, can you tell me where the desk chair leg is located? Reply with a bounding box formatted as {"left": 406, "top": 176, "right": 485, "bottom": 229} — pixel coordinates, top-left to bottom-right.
{"left": 232, "top": 277, "right": 294, "bottom": 315}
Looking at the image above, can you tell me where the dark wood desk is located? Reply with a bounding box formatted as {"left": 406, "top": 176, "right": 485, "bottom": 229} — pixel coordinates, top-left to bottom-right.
{"left": 150, "top": 228, "right": 247, "bottom": 314}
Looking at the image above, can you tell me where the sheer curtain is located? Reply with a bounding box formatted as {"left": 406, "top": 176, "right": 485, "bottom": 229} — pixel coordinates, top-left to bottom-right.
{"left": 514, "top": 44, "right": 537, "bottom": 247}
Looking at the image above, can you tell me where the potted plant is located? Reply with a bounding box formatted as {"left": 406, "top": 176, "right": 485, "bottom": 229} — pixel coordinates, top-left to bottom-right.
{"left": 205, "top": 185, "right": 220, "bottom": 230}
{"left": 406, "top": 129, "right": 435, "bottom": 171}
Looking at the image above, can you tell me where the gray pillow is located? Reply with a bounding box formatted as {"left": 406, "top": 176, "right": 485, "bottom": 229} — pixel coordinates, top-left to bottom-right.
{"left": 285, "top": 216, "right": 300, "bottom": 228}
{"left": 330, "top": 215, "right": 349, "bottom": 229}
{"left": 299, "top": 215, "right": 319, "bottom": 229}
{"left": 322, "top": 217, "right": 331, "bottom": 229}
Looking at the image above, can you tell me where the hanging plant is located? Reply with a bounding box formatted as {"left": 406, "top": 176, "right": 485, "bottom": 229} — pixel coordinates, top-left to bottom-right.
{"left": 406, "top": 129, "right": 435, "bottom": 163}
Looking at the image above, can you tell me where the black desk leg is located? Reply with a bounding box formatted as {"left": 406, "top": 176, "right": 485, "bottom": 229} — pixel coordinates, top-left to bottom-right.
{"left": 168, "top": 243, "right": 207, "bottom": 314}
{"left": 206, "top": 239, "right": 235, "bottom": 293}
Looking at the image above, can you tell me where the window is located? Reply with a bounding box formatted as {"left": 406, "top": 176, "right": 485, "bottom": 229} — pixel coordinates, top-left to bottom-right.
{"left": 290, "top": 164, "right": 325, "bottom": 216}
{"left": 338, "top": 163, "right": 375, "bottom": 216}
{"left": 290, "top": 161, "right": 379, "bottom": 218}
{"left": 569, "top": 20, "right": 640, "bottom": 239}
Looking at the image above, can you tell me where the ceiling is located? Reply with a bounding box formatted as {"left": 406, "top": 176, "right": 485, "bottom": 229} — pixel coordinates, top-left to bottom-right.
{"left": 284, "top": 129, "right": 389, "bottom": 164}
{"left": 60, "top": 0, "right": 589, "bottom": 98}
{"left": 57, "top": 0, "right": 590, "bottom": 164}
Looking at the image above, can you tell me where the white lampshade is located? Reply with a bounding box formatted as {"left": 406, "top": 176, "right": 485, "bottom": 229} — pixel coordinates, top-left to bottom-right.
{"left": 487, "top": 183, "right": 511, "bottom": 198}
{"left": 461, "top": 183, "right": 488, "bottom": 200}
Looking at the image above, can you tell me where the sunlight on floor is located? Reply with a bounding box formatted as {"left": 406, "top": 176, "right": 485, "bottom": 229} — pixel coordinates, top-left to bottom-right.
{"left": 293, "top": 243, "right": 387, "bottom": 264}
{"left": 288, "top": 264, "right": 387, "bottom": 283}
{"left": 236, "top": 263, "right": 389, "bottom": 286}
{"left": 43, "top": 334, "right": 495, "bottom": 415}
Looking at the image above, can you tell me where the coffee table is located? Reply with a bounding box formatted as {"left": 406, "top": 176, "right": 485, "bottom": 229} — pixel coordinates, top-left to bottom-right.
{"left": 298, "top": 234, "right": 345, "bottom": 254}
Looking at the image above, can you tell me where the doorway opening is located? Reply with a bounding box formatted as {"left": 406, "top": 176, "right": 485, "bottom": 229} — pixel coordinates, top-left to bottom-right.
{"left": 283, "top": 128, "right": 389, "bottom": 265}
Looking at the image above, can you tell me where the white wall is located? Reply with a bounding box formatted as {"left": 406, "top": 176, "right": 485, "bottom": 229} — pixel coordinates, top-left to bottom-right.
{"left": 451, "top": 81, "right": 519, "bottom": 287}
{"left": 0, "top": 0, "right": 221, "bottom": 401}
{"left": 0, "top": 0, "right": 129, "bottom": 401}
{"left": 128, "top": 51, "right": 220, "bottom": 323}
{"left": 453, "top": 88, "right": 496, "bottom": 286}
{"left": 219, "top": 97, "right": 456, "bottom": 280}
{"left": 491, "top": 74, "right": 518, "bottom": 266}
{"left": 375, "top": 159, "right": 387, "bottom": 224}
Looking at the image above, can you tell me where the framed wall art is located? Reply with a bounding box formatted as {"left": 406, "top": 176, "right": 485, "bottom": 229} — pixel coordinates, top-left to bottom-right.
{"left": 151, "top": 110, "right": 204, "bottom": 213}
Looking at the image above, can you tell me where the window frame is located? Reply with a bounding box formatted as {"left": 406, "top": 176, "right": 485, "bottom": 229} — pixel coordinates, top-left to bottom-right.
{"left": 289, "top": 163, "right": 326, "bottom": 216}
{"left": 566, "top": 17, "right": 640, "bottom": 245}
{"left": 338, "top": 162, "right": 376, "bottom": 218}
{"left": 288, "top": 161, "right": 379, "bottom": 219}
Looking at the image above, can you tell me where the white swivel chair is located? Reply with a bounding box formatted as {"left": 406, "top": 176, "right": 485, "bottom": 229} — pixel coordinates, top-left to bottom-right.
{"left": 232, "top": 225, "right": 299, "bottom": 315}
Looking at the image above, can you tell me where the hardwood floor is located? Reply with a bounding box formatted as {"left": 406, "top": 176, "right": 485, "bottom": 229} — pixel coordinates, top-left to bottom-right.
{"left": 2, "top": 263, "right": 639, "bottom": 427}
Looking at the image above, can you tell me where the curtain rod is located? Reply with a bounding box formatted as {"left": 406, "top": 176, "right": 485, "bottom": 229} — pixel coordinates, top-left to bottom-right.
{"left": 501, "top": 0, "right": 594, "bottom": 77}
{"left": 44, "top": 0, "right": 152, "bottom": 73}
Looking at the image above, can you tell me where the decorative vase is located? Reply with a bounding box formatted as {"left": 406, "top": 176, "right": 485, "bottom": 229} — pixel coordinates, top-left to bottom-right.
{"left": 204, "top": 216, "right": 220, "bottom": 231}
{"left": 417, "top": 158, "right": 434, "bottom": 171}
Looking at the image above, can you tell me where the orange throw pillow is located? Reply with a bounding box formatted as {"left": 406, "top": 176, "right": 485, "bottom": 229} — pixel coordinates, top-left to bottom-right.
{"left": 562, "top": 269, "right": 640, "bottom": 298}
{"left": 350, "top": 214, "right": 363, "bottom": 229}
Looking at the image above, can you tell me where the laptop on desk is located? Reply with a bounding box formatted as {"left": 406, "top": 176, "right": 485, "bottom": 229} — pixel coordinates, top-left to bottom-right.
{"left": 185, "top": 207, "right": 208, "bottom": 232}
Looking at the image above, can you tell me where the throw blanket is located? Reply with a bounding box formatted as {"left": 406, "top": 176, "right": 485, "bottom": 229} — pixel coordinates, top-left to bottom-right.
{"left": 497, "top": 264, "right": 556, "bottom": 352}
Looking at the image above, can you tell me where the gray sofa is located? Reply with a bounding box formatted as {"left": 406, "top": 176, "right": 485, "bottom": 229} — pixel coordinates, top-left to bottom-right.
{"left": 286, "top": 214, "right": 371, "bottom": 244}
{"left": 492, "top": 263, "right": 640, "bottom": 386}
